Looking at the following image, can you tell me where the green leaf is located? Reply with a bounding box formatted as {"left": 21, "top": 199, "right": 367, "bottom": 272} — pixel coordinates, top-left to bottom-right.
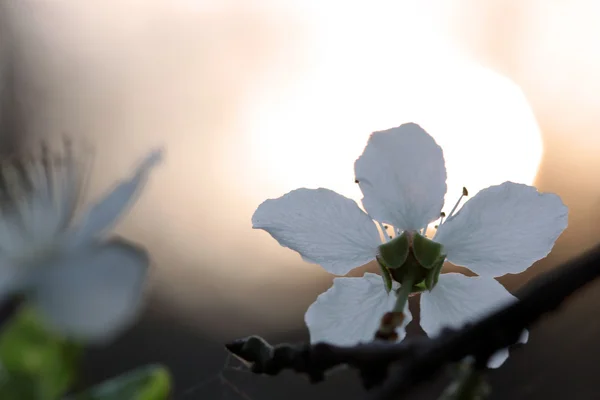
{"left": 0, "top": 371, "right": 41, "bottom": 400}
{"left": 437, "top": 360, "right": 490, "bottom": 400}
{"left": 0, "top": 307, "right": 82, "bottom": 400}
{"left": 65, "top": 364, "right": 171, "bottom": 400}
{"left": 413, "top": 233, "right": 445, "bottom": 269}
{"left": 377, "top": 232, "right": 410, "bottom": 269}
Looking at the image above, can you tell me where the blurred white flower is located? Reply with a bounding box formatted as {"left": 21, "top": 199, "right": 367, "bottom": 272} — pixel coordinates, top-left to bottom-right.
{"left": 252, "top": 123, "right": 567, "bottom": 367}
{"left": 0, "top": 140, "right": 163, "bottom": 343}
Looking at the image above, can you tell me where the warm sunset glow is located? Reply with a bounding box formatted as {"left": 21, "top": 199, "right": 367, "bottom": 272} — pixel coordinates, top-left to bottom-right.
{"left": 238, "top": 2, "right": 543, "bottom": 226}
{"left": 12, "top": 0, "right": 564, "bottom": 334}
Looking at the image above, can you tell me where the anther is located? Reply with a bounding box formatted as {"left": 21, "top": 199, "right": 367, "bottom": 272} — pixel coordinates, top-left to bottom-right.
{"left": 354, "top": 179, "right": 359, "bottom": 183}
{"left": 446, "top": 186, "right": 469, "bottom": 221}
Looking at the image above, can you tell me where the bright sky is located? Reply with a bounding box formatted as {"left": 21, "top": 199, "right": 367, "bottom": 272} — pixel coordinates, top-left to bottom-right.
{"left": 236, "top": 1, "right": 543, "bottom": 225}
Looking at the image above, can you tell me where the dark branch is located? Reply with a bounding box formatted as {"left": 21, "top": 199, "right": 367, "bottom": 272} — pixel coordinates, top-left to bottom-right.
{"left": 225, "top": 335, "right": 430, "bottom": 388}
{"left": 226, "top": 244, "right": 600, "bottom": 398}
{"left": 372, "top": 243, "right": 600, "bottom": 399}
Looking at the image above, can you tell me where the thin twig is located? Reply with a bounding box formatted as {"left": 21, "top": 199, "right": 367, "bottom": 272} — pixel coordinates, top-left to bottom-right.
{"left": 226, "top": 244, "right": 600, "bottom": 399}
{"left": 225, "top": 335, "right": 428, "bottom": 388}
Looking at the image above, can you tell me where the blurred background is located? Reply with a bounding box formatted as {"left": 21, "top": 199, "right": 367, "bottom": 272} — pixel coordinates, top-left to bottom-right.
{"left": 1, "top": 0, "right": 600, "bottom": 399}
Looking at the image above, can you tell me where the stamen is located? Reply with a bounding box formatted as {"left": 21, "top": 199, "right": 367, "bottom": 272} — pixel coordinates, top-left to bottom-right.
{"left": 380, "top": 224, "right": 393, "bottom": 240}
{"left": 420, "top": 226, "right": 428, "bottom": 237}
{"left": 439, "top": 211, "right": 446, "bottom": 225}
{"left": 40, "top": 141, "right": 53, "bottom": 200}
{"left": 445, "top": 186, "right": 469, "bottom": 221}
{"left": 60, "top": 135, "right": 94, "bottom": 228}
{"left": 377, "top": 221, "right": 390, "bottom": 243}
{"left": 13, "top": 137, "right": 92, "bottom": 230}
{"left": 2, "top": 164, "right": 26, "bottom": 205}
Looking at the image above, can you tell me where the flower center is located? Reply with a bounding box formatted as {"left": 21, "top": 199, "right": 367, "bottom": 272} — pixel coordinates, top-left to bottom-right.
{"left": 375, "top": 186, "right": 469, "bottom": 315}
{"left": 377, "top": 230, "right": 446, "bottom": 292}
{"left": 0, "top": 139, "right": 86, "bottom": 265}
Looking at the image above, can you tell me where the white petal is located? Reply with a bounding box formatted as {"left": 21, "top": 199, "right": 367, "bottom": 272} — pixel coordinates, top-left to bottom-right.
{"left": 354, "top": 123, "right": 447, "bottom": 231}
{"left": 252, "top": 188, "right": 381, "bottom": 275}
{"left": 487, "top": 349, "right": 509, "bottom": 369}
{"left": 434, "top": 182, "right": 568, "bottom": 277}
{"left": 485, "top": 328, "right": 529, "bottom": 368}
{"left": 420, "top": 273, "right": 518, "bottom": 367}
{"left": 71, "top": 149, "right": 163, "bottom": 245}
{"left": 519, "top": 329, "right": 529, "bottom": 343}
{"left": 304, "top": 272, "right": 411, "bottom": 345}
{"left": 29, "top": 239, "right": 149, "bottom": 343}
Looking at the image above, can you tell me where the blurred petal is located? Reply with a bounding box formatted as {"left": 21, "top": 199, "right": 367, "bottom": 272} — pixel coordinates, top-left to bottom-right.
{"left": 0, "top": 216, "right": 28, "bottom": 258}
{"left": 434, "top": 182, "right": 568, "bottom": 277}
{"left": 354, "top": 123, "right": 447, "bottom": 231}
{"left": 305, "top": 273, "right": 411, "bottom": 345}
{"left": 72, "top": 149, "right": 163, "bottom": 245}
{"left": 252, "top": 188, "right": 381, "bottom": 275}
{"left": 420, "top": 273, "right": 518, "bottom": 368}
{"left": 519, "top": 329, "right": 529, "bottom": 343}
{"left": 487, "top": 349, "right": 509, "bottom": 369}
{"left": 487, "top": 330, "right": 529, "bottom": 368}
{"left": 29, "top": 239, "right": 149, "bottom": 343}
{"left": 16, "top": 140, "right": 88, "bottom": 243}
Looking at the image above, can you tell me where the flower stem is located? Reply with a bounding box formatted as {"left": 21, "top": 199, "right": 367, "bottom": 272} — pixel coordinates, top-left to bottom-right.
{"left": 374, "top": 269, "right": 417, "bottom": 342}
{"left": 393, "top": 271, "right": 416, "bottom": 313}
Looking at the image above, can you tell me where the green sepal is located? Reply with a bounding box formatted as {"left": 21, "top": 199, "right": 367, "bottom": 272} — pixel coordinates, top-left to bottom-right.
{"left": 412, "top": 280, "right": 428, "bottom": 293}
{"left": 425, "top": 254, "right": 446, "bottom": 291}
{"left": 377, "top": 259, "right": 394, "bottom": 293}
{"left": 65, "top": 364, "right": 171, "bottom": 400}
{"left": 413, "top": 233, "right": 445, "bottom": 269}
{"left": 377, "top": 232, "right": 410, "bottom": 269}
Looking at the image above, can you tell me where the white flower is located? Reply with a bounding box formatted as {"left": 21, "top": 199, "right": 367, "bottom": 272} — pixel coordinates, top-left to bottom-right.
{"left": 0, "top": 140, "right": 163, "bottom": 343}
{"left": 252, "top": 123, "right": 568, "bottom": 368}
